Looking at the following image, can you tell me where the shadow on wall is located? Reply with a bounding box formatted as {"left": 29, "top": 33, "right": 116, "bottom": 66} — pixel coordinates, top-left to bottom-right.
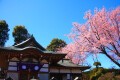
{"left": 6, "top": 76, "right": 13, "bottom": 80}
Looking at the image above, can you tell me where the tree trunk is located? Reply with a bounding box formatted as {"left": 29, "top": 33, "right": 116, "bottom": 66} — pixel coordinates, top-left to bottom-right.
{"left": 101, "top": 48, "right": 120, "bottom": 67}
{"left": 104, "top": 53, "right": 120, "bottom": 67}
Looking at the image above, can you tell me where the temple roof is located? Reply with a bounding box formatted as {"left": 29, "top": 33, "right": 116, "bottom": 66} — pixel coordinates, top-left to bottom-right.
{"left": 4, "top": 36, "right": 65, "bottom": 54}
{"left": 58, "top": 59, "right": 84, "bottom": 68}
{"left": 13, "top": 35, "right": 46, "bottom": 51}
{"left": 0, "top": 36, "right": 67, "bottom": 64}
{"left": 0, "top": 36, "right": 90, "bottom": 70}
{"left": 58, "top": 59, "right": 90, "bottom": 68}
{"left": 0, "top": 46, "right": 43, "bottom": 53}
{"left": 50, "top": 59, "right": 90, "bottom": 70}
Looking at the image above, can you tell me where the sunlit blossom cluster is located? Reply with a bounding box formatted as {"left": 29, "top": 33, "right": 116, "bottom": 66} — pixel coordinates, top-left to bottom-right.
{"left": 61, "top": 7, "right": 120, "bottom": 66}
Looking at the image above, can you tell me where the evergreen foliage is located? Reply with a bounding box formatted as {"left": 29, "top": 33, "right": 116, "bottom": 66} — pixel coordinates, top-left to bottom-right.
{"left": 93, "top": 62, "right": 101, "bottom": 69}
{"left": 12, "top": 25, "right": 30, "bottom": 45}
{"left": 47, "top": 38, "right": 66, "bottom": 51}
{"left": 83, "top": 67, "right": 120, "bottom": 80}
{"left": 0, "top": 20, "right": 9, "bottom": 46}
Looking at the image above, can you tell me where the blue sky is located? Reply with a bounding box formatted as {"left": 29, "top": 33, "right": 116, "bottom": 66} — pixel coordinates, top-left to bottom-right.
{"left": 0, "top": 0, "right": 120, "bottom": 68}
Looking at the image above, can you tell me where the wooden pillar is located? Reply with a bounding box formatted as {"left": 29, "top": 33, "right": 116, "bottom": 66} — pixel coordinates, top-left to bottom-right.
{"left": 58, "top": 68, "right": 60, "bottom": 80}
{"left": 48, "top": 57, "right": 51, "bottom": 80}
{"left": 70, "top": 69, "right": 72, "bottom": 80}
{"left": 19, "top": 53, "right": 22, "bottom": 80}
{"left": 28, "top": 68, "right": 31, "bottom": 80}
{"left": 0, "top": 54, "right": 8, "bottom": 69}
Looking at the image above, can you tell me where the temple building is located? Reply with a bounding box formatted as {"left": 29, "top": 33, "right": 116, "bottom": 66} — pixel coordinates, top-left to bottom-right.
{"left": 0, "top": 36, "right": 90, "bottom": 80}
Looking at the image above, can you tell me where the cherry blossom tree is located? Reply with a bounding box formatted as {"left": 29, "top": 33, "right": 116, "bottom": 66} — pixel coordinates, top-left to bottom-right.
{"left": 61, "top": 7, "right": 120, "bottom": 67}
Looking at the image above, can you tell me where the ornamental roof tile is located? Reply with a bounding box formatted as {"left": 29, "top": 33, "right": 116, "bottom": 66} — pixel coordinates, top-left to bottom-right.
{"left": 57, "top": 59, "right": 90, "bottom": 68}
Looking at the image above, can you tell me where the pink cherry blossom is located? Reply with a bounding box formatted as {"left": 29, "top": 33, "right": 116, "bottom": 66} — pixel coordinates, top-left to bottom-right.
{"left": 60, "top": 7, "right": 120, "bottom": 67}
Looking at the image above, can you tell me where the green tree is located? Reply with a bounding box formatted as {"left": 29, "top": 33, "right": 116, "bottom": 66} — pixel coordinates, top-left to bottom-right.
{"left": 0, "top": 20, "right": 9, "bottom": 47}
{"left": 47, "top": 38, "right": 66, "bottom": 51}
{"left": 12, "top": 25, "right": 30, "bottom": 45}
{"left": 93, "top": 62, "right": 101, "bottom": 69}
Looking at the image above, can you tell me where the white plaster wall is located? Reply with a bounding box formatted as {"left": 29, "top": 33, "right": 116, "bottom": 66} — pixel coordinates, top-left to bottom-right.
{"left": 40, "top": 68, "right": 48, "bottom": 72}
{"left": 9, "top": 62, "right": 17, "bottom": 66}
{"left": 8, "top": 67, "right": 17, "bottom": 71}
{"left": 38, "top": 74, "right": 49, "bottom": 80}
{"left": 43, "top": 64, "right": 48, "bottom": 67}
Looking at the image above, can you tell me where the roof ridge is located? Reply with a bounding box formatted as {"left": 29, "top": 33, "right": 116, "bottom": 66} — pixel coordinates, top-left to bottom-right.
{"left": 13, "top": 35, "right": 46, "bottom": 51}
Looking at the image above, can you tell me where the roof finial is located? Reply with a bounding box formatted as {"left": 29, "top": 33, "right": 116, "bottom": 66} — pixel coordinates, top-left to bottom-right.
{"left": 30, "top": 34, "right": 34, "bottom": 39}
{"left": 31, "top": 34, "right": 33, "bottom": 37}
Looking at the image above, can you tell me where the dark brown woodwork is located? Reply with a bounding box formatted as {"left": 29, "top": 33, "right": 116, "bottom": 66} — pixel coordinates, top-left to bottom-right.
{"left": 0, "top": 55, "right": 8, "bottom": 69}
{"left": 0, "top": 36, "right": 90, "bottom": 80}
{"left": 19, "top": 70, "right": 38, "bottom": 80}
